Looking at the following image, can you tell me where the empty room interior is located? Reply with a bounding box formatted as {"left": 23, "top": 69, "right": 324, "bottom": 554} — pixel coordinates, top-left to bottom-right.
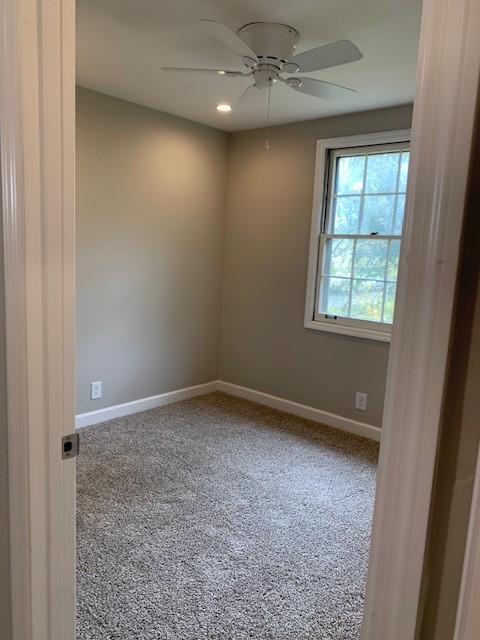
{"left": 75, "top": 1, "right": 421, "bottom": 638}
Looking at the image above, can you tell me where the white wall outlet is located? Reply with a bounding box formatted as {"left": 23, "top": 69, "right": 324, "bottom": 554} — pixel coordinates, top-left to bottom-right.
{"left": 90, "top": 381, "right": 102, "bottom": 400}
{"left": 355, "top": 392, "right": 368, "bottom": 411}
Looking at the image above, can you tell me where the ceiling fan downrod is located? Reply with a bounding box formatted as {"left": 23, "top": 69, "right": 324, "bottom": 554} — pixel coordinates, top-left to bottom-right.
{"left": 265, "top": 83, "right": 272, "bottom": 151}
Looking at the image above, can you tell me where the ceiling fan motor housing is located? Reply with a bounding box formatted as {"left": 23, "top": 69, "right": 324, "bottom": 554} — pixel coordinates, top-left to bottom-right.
{"left": 238, "top": 22, "right": 299, "bottom": 68}
{"left": 237, "top": 22, "right": 300, "bottom": 89}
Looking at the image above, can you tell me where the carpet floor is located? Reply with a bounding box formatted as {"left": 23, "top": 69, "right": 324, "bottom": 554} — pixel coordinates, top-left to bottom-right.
{"left": 77, "top": 392, "right": 379, "bottom": 640}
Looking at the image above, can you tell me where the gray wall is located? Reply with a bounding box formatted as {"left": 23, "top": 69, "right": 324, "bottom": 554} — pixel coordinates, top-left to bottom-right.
{"left": 219, "top": 105, "right": 413, "bottom": 427}
{"left": 76, "top": 90, "right": 412, "bottom": 426}
{"left": 76, "top": 88, "right": 228, "bottom": 413}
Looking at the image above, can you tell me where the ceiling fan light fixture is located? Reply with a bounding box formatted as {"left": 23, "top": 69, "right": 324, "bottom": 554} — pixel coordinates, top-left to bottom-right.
{"left": 216, "top": 103, "right": 232, "bottom": 112}
{"left": 286, "top": 77, "right": 303, "bottom": 89}
{"left": 283, "top": 62, "right": 300, "bottom": 74}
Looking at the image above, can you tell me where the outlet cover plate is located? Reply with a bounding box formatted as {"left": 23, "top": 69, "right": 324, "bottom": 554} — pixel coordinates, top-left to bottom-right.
{"left": 90, "top": 381, "right": 102, "bottom": 400}
{"left": 355, "top": 392, "right": 368, "bottom": 411}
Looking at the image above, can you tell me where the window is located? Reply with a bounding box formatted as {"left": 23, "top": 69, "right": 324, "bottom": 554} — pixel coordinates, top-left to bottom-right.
{"left": 305, "top": 131, "right": 411, "bottom": 341}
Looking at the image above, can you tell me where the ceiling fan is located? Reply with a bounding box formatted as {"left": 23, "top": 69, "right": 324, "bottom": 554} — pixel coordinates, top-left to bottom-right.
{"left": 162, "top": 20, "right": 363, "bottom": 101}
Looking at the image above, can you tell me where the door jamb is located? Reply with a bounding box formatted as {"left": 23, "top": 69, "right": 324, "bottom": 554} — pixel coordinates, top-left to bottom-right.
{"left": 1, "top": 0, "right": 480, "bottom": 639}
{"left": 361, "top": 0, "right": 480, "bottom": 637}
{"left": 454, "top": 445, "right": 480, "bottom": 639}
{"left": 0, "top": 0, "right": 76, "bottom": 638}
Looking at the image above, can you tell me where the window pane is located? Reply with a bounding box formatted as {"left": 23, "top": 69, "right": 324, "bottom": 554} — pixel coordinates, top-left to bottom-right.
{"left": 331, "top": 196, "right": 361, "bottom": 233}
{"left": 393, "top": 194, "right": 406, "bottom": 235}
{"left": 320, "top": 277, "right": 350, "bottom": 316}
{"left": 353, "top": 239, "right": 388, "bottom": 280}
{"left": 335, "top": 155, "right": 365, "bottom": 195}
{"left": 323, "top": 238, "right": 354, "bottom": 277}
{"left": 350, "top": 280, "right": 384, "bottom": 321}
{"left": 361, "top": 195, "right": 396, "bottom": 235}
{"left": 365, "top": 152, "right": 400, "bottom": 194}
{"left": 398, "top": 151, "right": 410, "bottom": 192}
{"left": 315, "top": 142, "right": 409, "bottom": 328}
{"left": 383, "top": 283, "right": 397, "bottom": 323}
{"left": 387, "top": 240, "right": 401, "bottom": 281}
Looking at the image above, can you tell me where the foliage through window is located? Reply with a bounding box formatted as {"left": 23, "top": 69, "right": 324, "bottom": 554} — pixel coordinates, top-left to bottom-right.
{"left": 314, "top": 141, "right": 410, "bottom": 334}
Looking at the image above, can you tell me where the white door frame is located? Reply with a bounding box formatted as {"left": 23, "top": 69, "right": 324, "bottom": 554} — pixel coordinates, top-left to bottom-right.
{"left": 361, "top": 0, "right": 480, "bottom": 637}
{"left": 0, "top": 0, "right": 76, "bottom": 639}
{"left": 1, "top": 1, "right": 480, "bottom": 640}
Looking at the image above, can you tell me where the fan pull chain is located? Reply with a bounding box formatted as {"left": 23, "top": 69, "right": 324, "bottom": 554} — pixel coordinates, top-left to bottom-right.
{"left": 265, "top": 82, "right": 272, "bottom": 151}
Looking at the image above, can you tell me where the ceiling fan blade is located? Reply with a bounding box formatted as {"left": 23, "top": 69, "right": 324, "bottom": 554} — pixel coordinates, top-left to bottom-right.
{"left": 200, "top": 20, "right": 258, "bottom": 61}
{"left": 238, "top": 84, "right": 260, "bottom": 103}
{"left": 287, "top": 77, "right": 356, "bottom": 99}
{"left": 161, "top": 67, "right": 244, "bottom": 76}
{"left": 289, "top": 40, "right": 363, "bottom": 72}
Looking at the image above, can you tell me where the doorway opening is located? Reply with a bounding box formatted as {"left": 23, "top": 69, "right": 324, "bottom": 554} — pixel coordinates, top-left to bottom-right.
{"left": 74, "top": 2, "right": 420, "bottom": 638}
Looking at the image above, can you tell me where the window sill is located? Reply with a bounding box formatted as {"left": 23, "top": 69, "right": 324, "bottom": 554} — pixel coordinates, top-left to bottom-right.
{"left": 304, "top": 319, "right": 392, "bottom": 343}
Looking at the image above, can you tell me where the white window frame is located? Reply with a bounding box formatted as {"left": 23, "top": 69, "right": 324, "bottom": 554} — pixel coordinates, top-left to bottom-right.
{"left": 304, "top": 130, "right": 411, "bottom": 342}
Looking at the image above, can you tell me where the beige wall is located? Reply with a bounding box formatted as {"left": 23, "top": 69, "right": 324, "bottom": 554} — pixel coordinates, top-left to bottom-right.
{"left": 76, "top": 91, "right": 413, "bottom": 425}
{"left": 76, "top": 88, "right": 228, "bottom": 413}
{"left": 219, "top": 105, "right": 413, "bottom": 427}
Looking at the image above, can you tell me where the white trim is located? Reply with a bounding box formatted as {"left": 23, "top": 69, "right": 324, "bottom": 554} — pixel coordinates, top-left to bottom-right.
{"left": 75, "top": 380, "right": 381, "bottom": 442}
{"left": 0, "top": 0, "right": 76, "bottom": 639}
{"left": 76, "top": 382, "right": 220, "bottom": 428}
{"left": 454, "top": 444, "right": 480, "bottom": 640}
{"left": 304, "top": 319, "right": 391, "bottom": 342}
{"left": 0, "top": 1, "right": 31, "bottom": 637}
{"left": 216, "top": 381, "right": 381, "bottom": 442}
{"left": 362, "top": 0, "right": 480, "bottom": 638}
{"left": 304, "top": 129, "right": 410, "bottom": 342}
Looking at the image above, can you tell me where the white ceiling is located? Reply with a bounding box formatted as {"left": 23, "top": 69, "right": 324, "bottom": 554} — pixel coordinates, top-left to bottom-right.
{"left": 76, "top": 0, "right": 422, "bottom": 132}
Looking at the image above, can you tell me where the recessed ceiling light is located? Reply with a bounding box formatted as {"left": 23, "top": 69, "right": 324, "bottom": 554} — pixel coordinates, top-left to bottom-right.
{"left": 217, "top": 70, "right": 226, "bottom": 75}
{"left": 216, "top": 103, "right": 232, "bottom": 113}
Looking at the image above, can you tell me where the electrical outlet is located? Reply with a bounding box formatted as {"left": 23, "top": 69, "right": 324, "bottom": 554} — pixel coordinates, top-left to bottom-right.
{"left": 355, "top": 392, "right": 367, "bottom": 411}
{"left": 90, "top": 381, "right": 102, "bottom": 400}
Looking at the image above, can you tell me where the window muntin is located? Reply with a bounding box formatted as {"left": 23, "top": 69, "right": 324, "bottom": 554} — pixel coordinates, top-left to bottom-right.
{"left": 316, "top": 143, "right": 410, "bottom": 329}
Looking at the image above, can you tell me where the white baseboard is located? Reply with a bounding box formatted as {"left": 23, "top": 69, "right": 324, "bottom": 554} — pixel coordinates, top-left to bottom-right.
{"left": 216, "top": 381, "right": 381, "bottom": 442}
{"left": 75, "top": 381, "right": 220, "bottom": 428}
{"left": 75, "top": 379, "right": 381, "bottom": 442}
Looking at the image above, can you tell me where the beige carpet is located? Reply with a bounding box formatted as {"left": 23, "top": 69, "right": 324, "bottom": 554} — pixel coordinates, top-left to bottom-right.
{"left": 77, "top": 392, "right": 379, "bottom": 639}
